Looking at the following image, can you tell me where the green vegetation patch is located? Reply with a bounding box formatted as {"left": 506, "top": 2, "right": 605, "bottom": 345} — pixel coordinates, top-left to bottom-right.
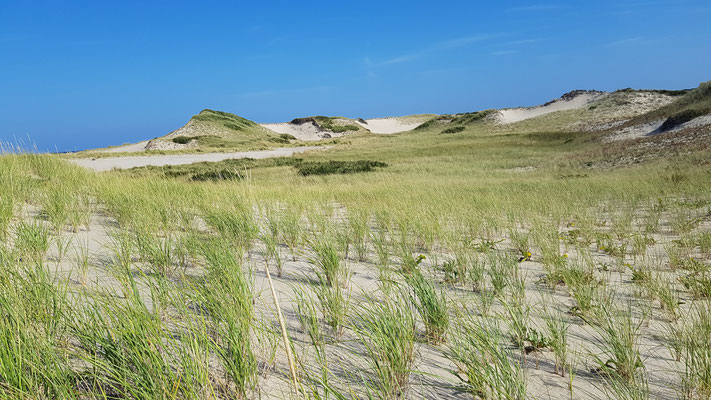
{"left": 172, "top": 136, "right": 195, "bottom": 144}
{"left": 268, "top": 133, "right": 298, "bottom": 144}
{"left": 417, "top": 110, "right": 495, "bottom": 131}
{"left": 123, "top": 157, "right": 302, "bottom": 180}
{"left": 295, "top": 160, "right": 388, "bottom": 176}
{"left": 189, "top": 169, "right": 244, "bottom": 182}
{"left": 449, "top": 109, "right": 496, "bottom": 125}
{"left": 616, "top": 88, "right": 691, "bottom": 97}
{"left": 192, "top": 109, "right": 259, "bottom": 132}
{"left": 441, "top": 126, "right": 465, "bottom": 134}
{"left": 292, "top": 116, "right": 360, "bottom": 133}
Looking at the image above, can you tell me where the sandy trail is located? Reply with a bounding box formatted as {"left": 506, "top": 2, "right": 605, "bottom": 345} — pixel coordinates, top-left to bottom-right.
{"left": 98, "top": 141, "right": 150, "bottom": 153}
{"left": 70, "top": 146, "right": 323, "bottom": 172}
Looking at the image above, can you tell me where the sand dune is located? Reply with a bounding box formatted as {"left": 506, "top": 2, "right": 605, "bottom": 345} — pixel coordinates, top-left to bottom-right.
{"left": 260, "top": 122, "right": 328, "bottom": 141}
{"left": 496, "top": 92, "right": 607, "bottom": 124}
{"left": 355, "top": 117, "right": 426, "bottom": 134}
{"left": 261, "top": 116, "right": 428, "bottom": 141}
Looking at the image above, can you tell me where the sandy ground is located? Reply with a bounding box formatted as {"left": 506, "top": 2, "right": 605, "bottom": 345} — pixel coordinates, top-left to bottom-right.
{"left": 10, "top": 201, "right": 695, "bottom": 399}
{"left": 355, "top": 117, "right": 427, "bottom": 133}
{"left": 261, "top": 117, "right": 427, "bottom": 141}
{"left": 69, "top": 146, "right": 323, "bottom": 171}
{"left": 497, "top": 92, "right": 607, "bottom": 124}
{"left": 99, "top": 140, "right": 150, "bottom": 153}
{"left": 260, "top": 122, "right": 332, "bottom": 141}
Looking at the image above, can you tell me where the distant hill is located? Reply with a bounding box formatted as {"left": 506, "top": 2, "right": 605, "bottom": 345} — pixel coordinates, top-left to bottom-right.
{"left": 87, "top": 82, "right": 710, "bottom": 157}
{"left": 146, "top": 109, "right": 289, "bottom": 151}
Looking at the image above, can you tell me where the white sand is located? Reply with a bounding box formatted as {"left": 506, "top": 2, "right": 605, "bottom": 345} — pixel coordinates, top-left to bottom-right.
{"left": 497, "top": 92, "right": 607, "bottom": 124}
{"left": 70, "top": 146, "right": 323, "bottom": 172}
{"left": 261, "top": 116, "right": 428, "bottom": 140}
{"left": 260, "top": 122, "right": 328, "bottom": 141}
{"left": 99, "top": 141, "right": 149, "bottom": 153}
{"left": 355, "top": 117, "right": 426, "bottom": 133}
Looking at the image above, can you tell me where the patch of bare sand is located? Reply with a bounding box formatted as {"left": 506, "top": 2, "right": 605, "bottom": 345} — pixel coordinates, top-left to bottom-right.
{"left": 69, "top": 146, "right": 324, "bottom": 172}
{"left": 260, "top": 122, "right": 331, "bottom": 141}
{"left": 8, "top": 203, "right": 692, "bottom": 399}
{"left": 355, "top": 116, "right": 429, "bottom": 134}
{"left": 99, "top": 141, "right": 149, "bottom": 153}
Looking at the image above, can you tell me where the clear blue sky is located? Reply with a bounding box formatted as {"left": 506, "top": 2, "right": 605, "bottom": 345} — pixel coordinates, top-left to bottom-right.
{"left": 1, "top": 1, "right": 710, "bottom": 152}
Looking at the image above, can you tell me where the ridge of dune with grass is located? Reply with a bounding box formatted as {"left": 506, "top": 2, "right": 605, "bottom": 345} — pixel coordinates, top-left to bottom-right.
{"left": 145, "top": 109, "right": 291, "bottom": 151}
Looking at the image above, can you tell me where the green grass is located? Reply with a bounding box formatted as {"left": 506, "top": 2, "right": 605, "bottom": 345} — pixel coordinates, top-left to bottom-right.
{"left": 295, "top": 160, "right": 388, "bottom": 176}
{"left": 172, "top": 135, "right": 194, "bottom": 144}
{"left": 145, "top": 109, "right": 287, "bottom": 151}
{"left": 357, "top": 292, "right": 417, "bottom": 398}
{"left": 441, "top": 126, "right": 465, "bottom": 134}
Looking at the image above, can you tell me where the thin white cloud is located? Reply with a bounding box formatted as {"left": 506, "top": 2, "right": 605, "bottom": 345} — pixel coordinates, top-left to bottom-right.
{"left": 492, "top": 50, "right": 519, "bottom": 56}
{"left": 608, "top": 37, "right": 645, "bottom": 46}
{"left": 507, "top": 4, "right": 565, "bottom": 12}
{"left": 240, "top": 85, "right": 337, "bottom": 98}
{"left": 378, "top": 53, "right": 421, "bottom": 66}
{"left": 366, "top": 33, "right": 496, "bottom": 67}
{"left": 437, "top": 34, "right": 493, "bottom": 49}
{"left": 504, "top": 38, "right": 544, "bottom": 46}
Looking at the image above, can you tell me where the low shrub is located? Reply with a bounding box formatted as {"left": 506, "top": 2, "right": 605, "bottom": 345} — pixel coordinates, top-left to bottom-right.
{"left": 172, "top": 136, "right": 194, "bottom": 144}
{"left": 295, "top": 160, "right": 388, "bottom": 176}
{"left": 441, "top": 126, "right": 465, "bottom": 134}
{"left": 329, "top": 124, "right": 360, "bottom": 133}
{"left": 189, "top": 169, "right": 243, "bottom": 182}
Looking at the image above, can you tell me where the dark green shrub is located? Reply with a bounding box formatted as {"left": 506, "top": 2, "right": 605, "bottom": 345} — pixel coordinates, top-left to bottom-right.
{"left": 295, "top": 160, "right": 388, "bottom": 176}
{"left": 172, "top": 136, "right": 194, "bottom": 144}
{"left": 190, "top": 169, "right": 243, "bottom": 182}
{"left": 441, "top": 126, "right": 465, "bottom": 134}
{"left": 290, "top": 116, "right": 360, "bottom": 133}
{"left": 280, "top": 133, "right": 297, "bottom": 141}
{"left": 329, "top": 125, "right": 360, "bottom": 133}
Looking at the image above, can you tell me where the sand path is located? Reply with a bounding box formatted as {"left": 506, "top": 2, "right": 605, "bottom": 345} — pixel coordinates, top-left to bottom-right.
{"left": 70, "top": 146, "right": 323, "bottom": 172}
{"left": 100, "top": 140, "right": 150, "bottom": 153}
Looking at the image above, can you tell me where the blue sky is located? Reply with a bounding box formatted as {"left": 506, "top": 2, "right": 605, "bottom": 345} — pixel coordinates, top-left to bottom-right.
{"left": 1, "top": 1, "right": 710, "bottom": 152}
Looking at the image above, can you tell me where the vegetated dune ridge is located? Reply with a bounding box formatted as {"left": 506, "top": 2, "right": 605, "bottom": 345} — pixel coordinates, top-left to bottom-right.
{"left": 145, "top": 109, "right": 283, "bottom": 151}
{"left": 70, "top": 146, "right": 322, "bottom": 171}
{"left": 495, "top": 90, "right": 608, "bottom": 124}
